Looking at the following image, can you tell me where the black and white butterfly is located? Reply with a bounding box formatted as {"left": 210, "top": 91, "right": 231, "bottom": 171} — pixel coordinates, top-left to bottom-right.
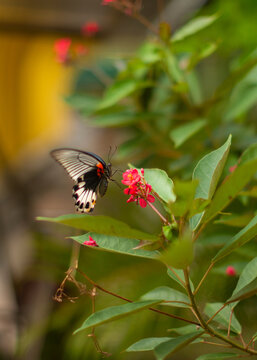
{"left": 51, "top": 148, "right": 112, "bottom": 213}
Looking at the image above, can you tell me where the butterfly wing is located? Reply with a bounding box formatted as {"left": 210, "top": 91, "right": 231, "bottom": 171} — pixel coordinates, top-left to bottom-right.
{"left": 51, "top": 148, "right": 108, "bottom": 213}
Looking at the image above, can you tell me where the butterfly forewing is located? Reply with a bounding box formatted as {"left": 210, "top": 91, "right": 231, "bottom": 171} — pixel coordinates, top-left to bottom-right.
{"left": 51, "top": 148, "right": 111, "bottom": 213}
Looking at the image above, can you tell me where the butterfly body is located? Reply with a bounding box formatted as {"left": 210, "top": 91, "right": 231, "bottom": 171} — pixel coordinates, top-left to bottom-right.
{"left": 51, "top": 148, "right": 112, "bottom": 213}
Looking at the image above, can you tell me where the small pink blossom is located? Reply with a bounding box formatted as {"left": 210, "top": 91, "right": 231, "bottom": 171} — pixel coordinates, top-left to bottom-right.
{"left": 226, "top": 266, "right": 236, "bottom": 277}
{"left": 54, "top": 38, "right": 71, "bottom": 63}
{"left": 122, "top": 169, "right": 141, "bottom": 186}
{"left": 81, "top": 22, "right": 100, "bottom": 36}
{"left": 83, "top": 236, "right": 98, "bottom": 247}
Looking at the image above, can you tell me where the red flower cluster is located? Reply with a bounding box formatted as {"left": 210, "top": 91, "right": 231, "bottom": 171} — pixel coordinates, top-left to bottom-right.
{"left": 81, "top": 22, "right": 100, "bottom": 36}
{"left": 54, "top": 38, "right": 88, "bottom": 64}
{"left": 122, "top": 168, "right": 155, "bottom": 208}
{"left": 83, "top": 235, "right": 98, "bottom": 247}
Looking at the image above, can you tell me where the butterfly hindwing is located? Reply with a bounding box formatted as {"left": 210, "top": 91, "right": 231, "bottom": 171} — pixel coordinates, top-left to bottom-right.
{"left": 51, "top": 148, "right": 111, "bottom": 213}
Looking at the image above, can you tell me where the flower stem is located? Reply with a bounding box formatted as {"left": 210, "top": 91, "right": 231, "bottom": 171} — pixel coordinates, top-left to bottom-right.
{"left": 147, "top": 200, "right": 170, "bottom": 225}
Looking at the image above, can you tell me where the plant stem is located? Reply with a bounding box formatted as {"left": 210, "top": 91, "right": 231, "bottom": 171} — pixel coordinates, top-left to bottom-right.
{"left": 183, "top": 268, "right": 257, "bottom": 355}
{"left": 76, "top": 268, "right": 199, "bottom": 326}
{"left": 194, "top": 262, "right": 214, "bottom": 295}
{"left": 147, "top": 200, "right": 170, "bottom": 225}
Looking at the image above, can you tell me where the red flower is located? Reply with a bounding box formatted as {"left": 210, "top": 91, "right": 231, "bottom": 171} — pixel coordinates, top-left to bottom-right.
{"left": 81, "top": 22, "right": 100, "bottom": 36}
{"left": 83, "top": 235, "right": 99, "bottom": 247}
{"left": 54, "top": 38, "right": 71, "bottom": 63}
{"left": 122, "top": 168, "right": 155, "bottom": 208}
{"left": 226, "top": 266, "right": 236, "bottom": 276}
{"left": 122, "top": 169, "right": 141, "bottom": 186}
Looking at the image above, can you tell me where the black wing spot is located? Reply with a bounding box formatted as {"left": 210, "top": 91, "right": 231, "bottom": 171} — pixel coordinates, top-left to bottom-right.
{"left": 73, "top": 193, "right": 78, "bottom": 200}
{"left": 85, "top": 202, "right": 90, "bottom": 209}
{"left": 75, "top": 201, "right": 80, "bottom": 206}
{"left": 79, "top": 203, "right": 84, "bottom": 209}
{"left": 73, "top": 185, "right": 79, "bottom": 191}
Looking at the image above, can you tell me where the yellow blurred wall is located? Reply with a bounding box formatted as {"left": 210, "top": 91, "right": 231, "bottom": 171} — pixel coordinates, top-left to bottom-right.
{"left": 0, "top": 32, "right": 72, "bottom": 168}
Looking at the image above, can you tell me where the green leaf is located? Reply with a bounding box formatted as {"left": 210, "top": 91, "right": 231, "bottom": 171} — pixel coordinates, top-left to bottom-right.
{"left": 168, "top": 325, "right": 201, "bottom": 336}
{"left": 167, "top": 268, "right": 194, "bottom": 291}
{"left": 190, "top": 135, "right": 232, "bottom": 231}
{"left": 37, "top": 214, "right": 158, "bottom": 242}
{"left": 204, "top": 303, "right": 241, "bottom": 334}
{"left": 231, "top": 257, "right": 257, "bottom": 297}
{"left": 98, "top": 79, "right": 151, "bottom": 109}
{"left": 226, "top": 277, "right": 257, "bottom": 304}
{"left": 214, "top": 57, "right": 257, "bottom": 100}
{"left": 143, "top": 168, "right": 176, "bottom": 203}
{"left": 74, "top": 300, "right": 162, "bottom": 334}
{"left": 172, "top": 15, "right": 218, "bottom": 42}
{"left": 65, "top": 94, "right": 99, "bottom": 115}
{"left": 203, "top": 157, "right": 257, "bottom": 224}
{"left": 126, "top": 337, "right": 171, "bottom": 352}
{"left": 72, "top": 233, "right": 158, "bottom": 259}
{"left": 154, "top": 331, "right": 204, "bottom": 360}
{"left": 160, "top": 234, "right": 194, "bottom": 269}
{"left": 137, "top": 42, "right": 162, "bottom": 64}
{"left": 170, "top": 119, "right": 206, "bottom": 148}
{"left": 240, "top": 142, "right": 257, "bottom": 165}
{"left": 169, "top": 179, "right": 199, "bottom": 217}
{"left": 214, "top": 213, "right": 253, "bottom": 227}
{"left": 195, "top": 353, "right": 237, "bottom": 360}
{"left": 140, "top": 286, "right": 190, "bottom": 308}
{"left": 225, "top": 84, "right": 257, "bottom": 121}
{"left": 212, "top": 214, "right": 257, "bottom": 262}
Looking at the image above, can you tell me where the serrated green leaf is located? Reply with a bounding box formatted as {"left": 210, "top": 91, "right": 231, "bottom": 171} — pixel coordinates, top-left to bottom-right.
{"left": 37, "top": 214, "right": 158, "bottom": 242}
{"left": 204, "top": 303, "right": 241, "bottom": 334}
{"left": 195, "top": 353, "right": 237, "bottom": 360}
{"left": 74, "top": 300, "right": 162, "bottom": 333}
{"left": 140, "top": 286, "right": 190, "bottom": 308}
{"left": 154, "top": 331, "right": 204, "bottom": 360}
{"left": 212, "top": 214, "right": 257, "bottom": 262}
{"left": 126, "top": 337, "right": 171, "bottom": 352}
{"left": 190, "top": 135, "right": 232, "bottom": 231}
{"left": 203, "top": 158, "right": 257, "bottom": 224}
{"left": 172, "top": 15, "right": 218, "bottom": 42}
{"left": 143, "top": 168, "right": 176, "bottom": 203}
{"left": 170, "top": 119, "right": 206, "bottom": 148}
{"left": 71, "top": 233, "right": 159, "bottom": 259}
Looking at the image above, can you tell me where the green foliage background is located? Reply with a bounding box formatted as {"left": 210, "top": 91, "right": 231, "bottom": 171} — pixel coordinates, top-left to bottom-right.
{"left": 30, "top": 0, "right": 257, "bottom": 359}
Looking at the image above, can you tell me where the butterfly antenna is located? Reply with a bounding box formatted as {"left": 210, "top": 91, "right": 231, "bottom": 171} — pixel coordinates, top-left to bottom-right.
{"left": 110, "top": 178, "right": 122, "bottom": 189}
{"left": 108, "top": 145, "right": 118, "bottom": 163}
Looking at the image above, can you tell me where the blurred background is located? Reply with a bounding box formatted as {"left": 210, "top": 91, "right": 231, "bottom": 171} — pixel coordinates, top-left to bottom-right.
{"left": 0, "top": 0, "right": 257, "bottom": 359}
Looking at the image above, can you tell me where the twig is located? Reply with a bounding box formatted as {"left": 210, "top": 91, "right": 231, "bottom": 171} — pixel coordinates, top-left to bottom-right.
{"left": 194, "top": 263, "right": 214, "bottom": 295}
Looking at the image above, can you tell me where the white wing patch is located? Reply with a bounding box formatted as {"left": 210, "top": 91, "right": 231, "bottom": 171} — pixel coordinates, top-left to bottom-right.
{"left": 51, "top": 149, "right": 99, "bottom": 181}
{"left": 72, "top": 185, "right": 97, "bottom": 213}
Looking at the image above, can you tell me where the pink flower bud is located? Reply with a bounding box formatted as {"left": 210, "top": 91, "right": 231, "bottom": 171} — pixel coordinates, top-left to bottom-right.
{"left": 226, "top": 266, "right": 236, "bottom": 276}
{"left": 83, "top": 236, "right": 98, "bottom": 247}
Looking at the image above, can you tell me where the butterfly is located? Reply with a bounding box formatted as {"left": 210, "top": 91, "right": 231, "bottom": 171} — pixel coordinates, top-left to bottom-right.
{"left": 51, "top": 148, "right": 112, "bottom": 213}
